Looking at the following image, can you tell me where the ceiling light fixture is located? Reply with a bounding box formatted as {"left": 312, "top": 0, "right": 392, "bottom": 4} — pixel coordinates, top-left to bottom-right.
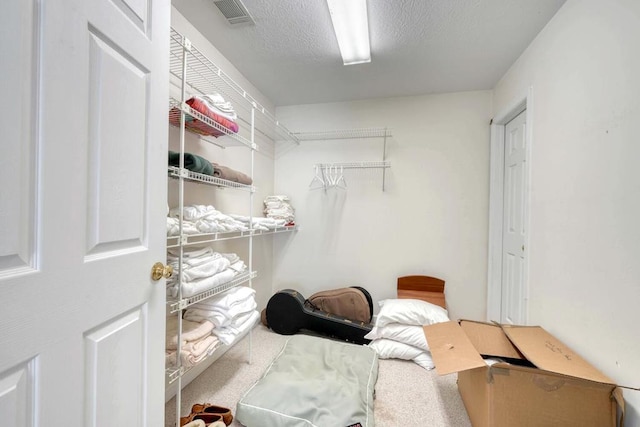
{"left": 326, "top": 0, "right": 371, "bottom": 65}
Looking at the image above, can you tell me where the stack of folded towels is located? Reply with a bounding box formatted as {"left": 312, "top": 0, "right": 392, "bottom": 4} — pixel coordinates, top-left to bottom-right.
{"left": 165, "top": 316, "right": 220, "bottom": 369}
{"left": 169, "top": 94, "right": 239, "bottom": 137}
{"left": 263, "top": 195, "right": 295, "bottom": 225}
{"left": 184, "top": 286, "right": 260, "bottom": 346}
{"left": 167, "top": 205, "right": 291, "bottom": 236}
{"left": 167, "top": 205, "right": 249, "bottom": 236}
{"left": 166, "top": 246, "right": 247, "bottom": 298}
{"left": 199, "top": 93, "right": 237, "bottom": 122}
{"left": 365, "top": 298, "right": 450, "bottom": 370}
{"left": 227, "top": 214, "right": 287, "bottom": 231}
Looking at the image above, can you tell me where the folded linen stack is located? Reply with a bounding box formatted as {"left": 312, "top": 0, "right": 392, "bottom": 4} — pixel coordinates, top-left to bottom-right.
{"left": 166, "top": 246, "right": 247, "bottom": 298}
{"left": 263, "top": 195, "right": 295, "bottom": 224}
{"left": 165, "top": 316, "right": 221, "bottom": 368}
{"left": 167, "top": 216, "right": 200, "bottom": 236}
{"left": 184, "top": 286, "right": 260, "bottom": 345}
{"left": 167, "top": 151, "right": 252, "bottom": 186}
{"left": 212, "top": 163, "right": 252, "bottom": 185}
{"left": 168, "top": 95, "right": 239, "bottom": 137}
{"left": 200, "top": 93, "right": 237, "bottom": 121}
{"left": 365, "top": 298, "right": 450, "bottom": 370}
{"left": 167, "top": 205, "right": 249, "bottom": 236}
{"left": 227, "top": 214, "right": 287, "bottom": 231}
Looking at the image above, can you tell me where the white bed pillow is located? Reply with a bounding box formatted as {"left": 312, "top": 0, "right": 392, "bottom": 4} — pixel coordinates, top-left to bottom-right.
{"left": 364, "top": 323, "right": 430, "bottom": 351}
{"left": 375, "top": 298, "right": 449, "bottom": 327}
{"left": 367, "top": 338, "right": 434, "bottom": 370}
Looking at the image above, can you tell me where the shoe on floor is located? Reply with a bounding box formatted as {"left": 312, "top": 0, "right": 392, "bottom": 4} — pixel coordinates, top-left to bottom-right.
{"left": 207, "top": 422, "right": 225, "bottom": 427}
{"left": 181, "top": 421, "right": 206, "bottom": 427}
{"left": 190, "top": 403, "right": 233, "bottom": 425}
{"left": 192, "top": 413, "right": 224, "bottom": 425}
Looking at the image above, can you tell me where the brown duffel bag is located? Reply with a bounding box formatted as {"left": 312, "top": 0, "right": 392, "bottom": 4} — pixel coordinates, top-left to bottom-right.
{"left": 261, "top": 286, "right": 373, "bottom": 327}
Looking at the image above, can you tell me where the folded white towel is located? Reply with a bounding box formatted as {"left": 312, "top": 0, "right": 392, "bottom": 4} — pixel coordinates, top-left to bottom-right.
{"left": 168, "top": 255, "right": 231, "bottom": 283}
{"left": 167, "top": 246, "right": 214, "bottom": 262}
{"left": 222, "top": 253, "right": 241, "bottom": 264}
{"left": 228, "top": 260, "right": 246, "bottom": 274}
{"left": 195, "top": 212, "right": 248, "bottom": 233}
{"left": 264, "top": 195, "right": 290, "bottom": 202}
{"left": 228, "top": 214, "right": 287, "bottom": 230}
{"left": 169, "top": 205, "right": 217, "bottom": 221}
{"left": 167, "top": 217, "right": 200, "bottom": 236}
{"left": 185, "top": 297, "right": 257, "bottom": 328}
{"left": 166, "top": 268, "right": 236, "bottom": 298}
{"left": 201, "top": 93, "right": 235, "bottom": 113}
{"left": 197, "top": 94, "right": 237, "bottom": 121}
{"left": 190, "top": 285, "right": 255, "bottom": 311}
{"left": 211, "top": 310, "right": 260, "bottom": 345}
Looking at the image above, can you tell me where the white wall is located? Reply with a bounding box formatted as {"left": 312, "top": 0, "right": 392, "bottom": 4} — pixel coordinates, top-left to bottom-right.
{"left": 274, "top": 91, "right": 492, "bottom": 321}
{"left": 169, "top": 8, "right": 277, "bottom": 310}
{"left": 492, "top": 0, "right": 640, "bottom": 422}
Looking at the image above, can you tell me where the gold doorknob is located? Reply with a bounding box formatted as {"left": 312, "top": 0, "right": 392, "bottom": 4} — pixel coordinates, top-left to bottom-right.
{"left": 151, "top": 262, "right": 173, "bottom": 281}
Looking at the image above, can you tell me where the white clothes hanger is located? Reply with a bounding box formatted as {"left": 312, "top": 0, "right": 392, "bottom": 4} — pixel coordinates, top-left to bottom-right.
{"left": 325, "top": 165, "right": 336, "bottom": 187}
{"left": 309, "top": 165, "right": 326, "bottom": 190}
{"left": 334, "top": 165, "right": 347, "bottom": 189}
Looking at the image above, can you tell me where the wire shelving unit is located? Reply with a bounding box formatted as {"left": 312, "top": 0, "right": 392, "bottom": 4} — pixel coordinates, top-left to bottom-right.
{"left": 166, "top": 27, "right": 299, "bottom": 426}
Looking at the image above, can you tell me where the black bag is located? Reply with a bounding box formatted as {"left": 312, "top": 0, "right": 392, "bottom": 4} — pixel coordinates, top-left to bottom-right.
{"left": 264, "top": 288, "right": 374, "bottom": 344}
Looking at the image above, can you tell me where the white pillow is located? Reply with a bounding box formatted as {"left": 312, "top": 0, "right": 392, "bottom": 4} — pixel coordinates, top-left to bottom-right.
{"left": 375, "top": 298, "right": 449, "bottom": 327}
{"left": 364, "top": 323, "right": 429, "bottom": 351}
{"left": 367, "top": 338, "right": 434, "bottom": 370}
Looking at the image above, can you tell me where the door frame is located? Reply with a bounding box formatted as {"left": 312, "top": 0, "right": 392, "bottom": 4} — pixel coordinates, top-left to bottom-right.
{"left": 486, "top": 87, "right": 533, "bottom": 323}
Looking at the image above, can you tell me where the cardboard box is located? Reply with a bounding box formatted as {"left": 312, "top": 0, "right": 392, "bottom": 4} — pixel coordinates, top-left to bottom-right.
{"left": 423, "top": 320, "right": 624, "bottom": 427}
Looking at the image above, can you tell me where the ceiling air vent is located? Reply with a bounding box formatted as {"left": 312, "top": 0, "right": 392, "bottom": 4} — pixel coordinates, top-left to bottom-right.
{"left": 213, "top": 0, "right": 255, "bottom": 26}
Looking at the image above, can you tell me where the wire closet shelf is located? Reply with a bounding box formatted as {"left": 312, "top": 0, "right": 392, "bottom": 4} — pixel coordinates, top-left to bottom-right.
{"left": 168, "top": 166, "right": 255, "bottom": 192}
{"left": 166, "top": 225, "right": 298, "bottom": 249}
{"left": 301, "top": 127, "right": 393, "bottom": 191}
{"left": 169, "top": 28, "right": 299, "bottom": 145}
{"left": 292, "top": 127, "right": 392, "bottom": 141}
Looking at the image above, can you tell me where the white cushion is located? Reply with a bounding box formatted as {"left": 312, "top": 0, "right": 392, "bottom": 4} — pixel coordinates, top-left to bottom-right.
{"left": 375, "top": 298, "right": 449, "bottom": 328}
{"left": 367, "top": 338, "right": 434, "bottom": 370}
{"left": 364, "top": 323, "right": 430, "bottom": 351}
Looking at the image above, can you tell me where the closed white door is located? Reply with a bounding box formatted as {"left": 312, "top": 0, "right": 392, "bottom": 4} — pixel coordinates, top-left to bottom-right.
{"left": 500, "top": 110, "right": 528, "bottom": 325}
{"left": 0, "top": 0, "right": 169, "bottom": 426}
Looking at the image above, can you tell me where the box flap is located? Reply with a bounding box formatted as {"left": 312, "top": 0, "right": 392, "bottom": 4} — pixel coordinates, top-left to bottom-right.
{"left": 459, "top": 320, "right": 523, "bottom": 360}
{"left": 503, "top": 325, "right": 615, "bottom": 385}
{"left": 423, "top": 321, "right": 486, "bottom": 376}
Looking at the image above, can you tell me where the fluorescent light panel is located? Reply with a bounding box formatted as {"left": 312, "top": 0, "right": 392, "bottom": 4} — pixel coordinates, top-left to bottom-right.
{"left": 326, "top": 0, "right": 371, "bottom": 65}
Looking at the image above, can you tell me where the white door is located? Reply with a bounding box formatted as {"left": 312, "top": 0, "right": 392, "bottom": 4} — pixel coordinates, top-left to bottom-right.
{"left": 0, "top": 0, "right": 169, "bottom": 426}
{"left": 500, "top": 110, "right": 528, "bottom": 325}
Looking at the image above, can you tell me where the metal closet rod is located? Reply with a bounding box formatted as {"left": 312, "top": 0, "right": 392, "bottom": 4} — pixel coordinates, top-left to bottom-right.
{"left": 314, "top": 161, "right": 391, "bottom": 169}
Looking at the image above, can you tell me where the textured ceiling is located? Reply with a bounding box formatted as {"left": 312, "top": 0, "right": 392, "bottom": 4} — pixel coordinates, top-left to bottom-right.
{"left": 172, "top": 0, "right": 566, "bottom": 107}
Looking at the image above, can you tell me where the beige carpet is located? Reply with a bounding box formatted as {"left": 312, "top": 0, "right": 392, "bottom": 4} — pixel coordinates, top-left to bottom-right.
{"left": 165, "top": 324, "right": 472, "bottom": 427}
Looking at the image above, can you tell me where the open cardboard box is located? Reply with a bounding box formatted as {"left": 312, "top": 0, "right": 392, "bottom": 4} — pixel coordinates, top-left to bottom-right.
{"left": 423, "top": 320, "right": 625, "bottom": 427}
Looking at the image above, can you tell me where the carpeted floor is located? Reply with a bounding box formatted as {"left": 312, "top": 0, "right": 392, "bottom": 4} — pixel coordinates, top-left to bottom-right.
{"left": 165, "top": 324, "right": 472, "bottom": 427}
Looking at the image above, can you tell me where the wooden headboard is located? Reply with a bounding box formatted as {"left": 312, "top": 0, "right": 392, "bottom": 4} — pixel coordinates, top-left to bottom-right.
{"left": 397, "top": 275, "right": 446, "bottom": 309}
